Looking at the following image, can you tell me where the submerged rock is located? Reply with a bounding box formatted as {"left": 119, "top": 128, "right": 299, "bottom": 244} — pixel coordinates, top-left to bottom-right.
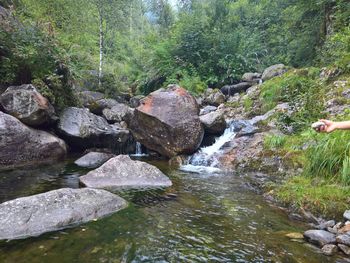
{"left": 0, "top": 111, "right": 67, "bottom": 170}
{"left": 80, "top": 155, "right": 172, "bottom": 190}
{"left": 303, "top": 230, "right": 336, "bottom": 247}
{"left": 200, "top": 110, "right": 226, "bottom": 135}
{"left": 262, "top": 64, "right": 287, "bottom": 81}
{"left": 0, "top": 188, "right": 127, "bottom": 240}
{"left": 74, "top": 152, "right": 115, "bottom": 168}
{"left": 58, "top": 107, "right": 135, "bottom": 153}
{"left": 129, "top": 85, "right": 204, "bottom": 157}
{"left": 0, "top": 84, "right": 56, "bottom": 127}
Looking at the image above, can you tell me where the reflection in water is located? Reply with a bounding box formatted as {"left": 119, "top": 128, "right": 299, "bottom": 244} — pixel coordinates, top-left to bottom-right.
{"left": 0, "top": 159, "right": 342, "bottom": 263}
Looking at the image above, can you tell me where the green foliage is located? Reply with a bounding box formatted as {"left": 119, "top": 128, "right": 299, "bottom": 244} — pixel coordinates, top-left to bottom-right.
{"left": 264, "top": 135, "right": 287, "bottom": 150}
{"left": 260, "top": 69, "right": 325, "bottom": 133}
{"left": 243, "top": 97, "right": 253, "bottom": 112}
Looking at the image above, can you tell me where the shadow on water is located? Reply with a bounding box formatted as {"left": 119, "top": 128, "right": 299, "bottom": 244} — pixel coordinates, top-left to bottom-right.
{"left": 0, "top": 157, "right": 346, "bottom": 263}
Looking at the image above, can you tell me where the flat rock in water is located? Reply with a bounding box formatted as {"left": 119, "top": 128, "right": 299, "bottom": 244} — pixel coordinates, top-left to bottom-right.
{"left": 74, "top": 152, "right": 115, "bottom": 168}
{"left": 0, "top": 188, "right": 127, "bottom": 240}
{"left": 80, "top": 155, "right": 172, "bottom": 190}
{"left": 304, "top": 230, "right": 336, "bottom": 247}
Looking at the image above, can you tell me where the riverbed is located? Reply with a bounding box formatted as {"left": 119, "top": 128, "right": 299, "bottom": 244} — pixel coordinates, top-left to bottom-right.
{"left": 0, "top": 158, "right": 343, "bottom": 262}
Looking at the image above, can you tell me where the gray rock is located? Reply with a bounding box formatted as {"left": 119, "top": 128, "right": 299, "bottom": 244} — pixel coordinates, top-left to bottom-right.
{"left": 221, "top": 82, "right": 253, "bottom": 96}
{"left": 231, "top": 120, "right": 259, "bottom": 137}
{"left": 241, "top": 72, "right": 261, "bottom": 82}
{"left": 200, "top": 106, "right": 217, "bottom": 116}
{"left": 200, "top": 111, "right": 226, "bottom": 135}
{"left": 262, "top": 64, "right": 287, "bottom": 81}
{"left": 338, "top": 244, "right": 350, "bottom": 255}
{"left": 74, "top": 152, "right": 115, "bottom": 168}
{"left": 304, "top": 230, "right": 336, "bottom": 247}
{"left": 102, "top": 103, "right": 132, "bottom": 123}
{"left": 129, "top": 85, "right": 204, "bottom": 157}
{"left": 204, "top": 89, "right": 226, "bottom": 106}
{"left": 91, "top": 98, "right": 119, "bottom": 115}
{"left": 0, "top": 84, "right": 56, "bottom": 127}
{"left": 80, "top": 155, "right": 172, "bottom": 190}
{"left": 318, "top": 220, "right": 336, "bottom": 230}
{"left": 336, "top": 234, "right": 350, "bottom": 246}
{"left": 77, "top": 90, "right": 104, "bottom": 108}
{"left": 58, "top": 107, "right": 135, "bottom": 153}
{"left": 0, "top": 112, "right": 67, "bottom": 170}
{"left": 344, "top": 210, "right": 350, "bottom": 221}
{"left": 322, "top": 244, "right": 338, "bottom": 256}
{"left": 327, "top": 226, "right": 338, "bottom": 234}
{"left": 130, "top": 95, "right": 145, "bottom": 108}
{"left": 0, "top": 188, "right": 127, "bottom": 240}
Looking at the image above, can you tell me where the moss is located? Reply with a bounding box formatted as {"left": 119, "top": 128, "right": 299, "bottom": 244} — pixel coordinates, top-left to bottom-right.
{"left": 272, "top": 175, "right": 350, "bottom": 218}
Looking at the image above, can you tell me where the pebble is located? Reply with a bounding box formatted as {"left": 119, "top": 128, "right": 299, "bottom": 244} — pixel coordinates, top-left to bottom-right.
{"left": 322, "top": 244, "right": 338, "bottom": 256}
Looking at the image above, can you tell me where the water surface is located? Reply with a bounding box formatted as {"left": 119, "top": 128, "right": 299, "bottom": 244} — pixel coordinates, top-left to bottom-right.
{"left": 0, "top": 159, "right": 345, "bottom": 263}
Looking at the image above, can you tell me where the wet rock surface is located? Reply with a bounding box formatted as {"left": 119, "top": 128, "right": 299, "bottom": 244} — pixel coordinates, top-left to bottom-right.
{"left": 0, "top": 111, "right": 67, "bottom": 170}
{"left": 129, "top": 85, "right": 204, "bottom": 157}
{"left": 200, "top": 110, "right": 226, "bottom": 135}
{"left": 0, "top": 84, "right": 56, "bottom": 127}
{"left": 303, "top": 230, "right": 336, "bottom": 247}
{"left": 0, "top": 188, "right": 128, "bottom": 240}
{"left": 74, "top": 152, "right": 115, "bottom": 168}
{"left": 80, "top": 155, "right": 172, "bottom": 190}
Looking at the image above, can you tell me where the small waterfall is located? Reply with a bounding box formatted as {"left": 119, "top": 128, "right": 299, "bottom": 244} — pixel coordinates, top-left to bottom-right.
{"left": 180, "top": 122, "right": 236, "bottom": 174}
{"left": 130, "top": 142, "right": 148, "bottom": 157}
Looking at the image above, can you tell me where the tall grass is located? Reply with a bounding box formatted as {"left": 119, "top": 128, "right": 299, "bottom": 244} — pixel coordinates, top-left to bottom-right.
{"left": 305, "top": 132, "right": 350, "bottom": 185}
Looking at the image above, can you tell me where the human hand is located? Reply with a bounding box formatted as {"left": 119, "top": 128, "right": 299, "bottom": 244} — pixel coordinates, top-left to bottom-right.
{"left": 318, "top": 119, "right": 338, "bottom": 133}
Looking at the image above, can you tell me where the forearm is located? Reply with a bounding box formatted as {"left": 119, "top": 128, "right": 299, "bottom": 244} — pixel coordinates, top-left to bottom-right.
{"left": 334, "top": 121, "right": 350, "bottom": 130}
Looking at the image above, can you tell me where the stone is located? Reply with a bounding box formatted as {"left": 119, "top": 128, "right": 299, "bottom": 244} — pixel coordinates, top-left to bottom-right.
{"left": 220, "top": 82, "right": 253, "bottom": 96}
{"left": 102, "top": 103, "right": 132, "bottom": 123}
{"left": 204, "top": 89, "right": 226, "bottom": 106}
{"left": 200, "top": 110, "right": 226, "bottom": 135}
{"left": 91, "top": 98, "right": 119, "bottom": 115}
{"left": 317, "top": 220, "right": 336, "bottom": 230}
{"left": 338, "top": 244, "right": 350, "bottom": 255}
{"left": 343, "top": 210, "right": 350, "bottom": 221}
{"left": 74, "top": 152, "right": 115, "bottom": 168}
{"left": 336, "top": 234, "right": 350, "bottom": 246}
{"left": 241, "top": 72, "right": 261, "bottom": 82}
{"left": 77, "top": 90, "right": 104, "bottom": 108}
{"left": 0, "top": 188, "right": 127, "bottom": 240}
{"left": 303, "top": 230, "right": 336, "bottom": 247}
{"left": 79, "top": 155, "right": 172, "bottom": 190}
{"left": 338, "top": 224, "right": 350, "bottom": 234}
{"left": 130, "top": 95, "right": 145, "bottom": 108}
{"left": 285, "top": 232, "right": 304, "bottom": 239}
{"left": 58, "top": 107, "right": 135, "bottom": 153}
{"left": 262, "top": 64, "right": 287, "bottom": 81}
{"left": 199, "top": 105, "right": 217, "bottom": 116}
{"left": 0, "top": 111, "right": 67, "bottom": 170}
{"left": 128, "top": 85, "right": 204, "bottom": 157}
{"left": 0, "top": 84, "right": 56, "bottom": 127}
{"left": 327, "top": 227, "right": 338, "bottom": 234}
{"left": 322, "top": 244, "right": 338, "bottom": 256}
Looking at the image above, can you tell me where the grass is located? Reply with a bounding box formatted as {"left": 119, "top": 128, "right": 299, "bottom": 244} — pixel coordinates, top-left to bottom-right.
{"left": 272, "top": 175, "right": 350, "bottom": 218}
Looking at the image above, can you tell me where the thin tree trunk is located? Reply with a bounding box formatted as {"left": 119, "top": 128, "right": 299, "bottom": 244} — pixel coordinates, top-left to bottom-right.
{"left": 98, "top": 5, "right": 103, "bottom": 88}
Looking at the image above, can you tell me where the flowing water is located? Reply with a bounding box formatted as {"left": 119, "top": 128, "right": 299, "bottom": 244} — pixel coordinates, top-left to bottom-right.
{"left": 0, "top": 157, "right": 345, "bottom": 263}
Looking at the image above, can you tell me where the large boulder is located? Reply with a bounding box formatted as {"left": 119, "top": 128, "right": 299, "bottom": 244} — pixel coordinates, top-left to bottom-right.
{"left": 0, "top": 188, "right": 127, "bottom": 240}
{"left": 74, "top": 152, "right": 115, "bottom": 168}
{"left": 80, "top": 155, "right": 172, "bottom": 190}
{"left": 262, "top": 64, "right": 287, "bottom": 81}
{"left": 0, "top": 112, "right": 67, "bottom": 170}
{"left": 200, "top": 110, "right": 226, "bottom": 135}
{"left": 0, "top": 84, "right": 56, "bottom": 127}
{"left": 58, "top": 107, "right": 135, "bottom": 153}
{"left": 129, "top": 85, "right": 204, "bottom": 157}
{"left": 220, "top": 82, "right": 252, "bottom": 96}
{"left": 102, "top": 103, "right": 132, "bottom": 124}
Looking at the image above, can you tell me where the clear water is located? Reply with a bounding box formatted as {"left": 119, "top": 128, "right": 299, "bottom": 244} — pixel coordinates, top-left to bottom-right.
{"left": 0, "top": 158, "right": 345, "bottom": 263}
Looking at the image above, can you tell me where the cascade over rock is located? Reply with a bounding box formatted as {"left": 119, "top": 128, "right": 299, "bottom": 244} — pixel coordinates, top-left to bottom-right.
{"left": 129, "top": 85, "right": 204, "bottom": 157}
{"left": 58, "top": 107, "right": 135, "bottom": 153}
{"left": 0, "top": 84, "right": 56, "bottom": 127}
{"left": 0, "top": 111, "right": 67, "bottom": 170}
